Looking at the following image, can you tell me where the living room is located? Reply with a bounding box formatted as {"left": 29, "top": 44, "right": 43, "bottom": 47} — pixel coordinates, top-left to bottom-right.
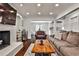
{"left": 0, "top": 1, "right": 79, "bottom": 57}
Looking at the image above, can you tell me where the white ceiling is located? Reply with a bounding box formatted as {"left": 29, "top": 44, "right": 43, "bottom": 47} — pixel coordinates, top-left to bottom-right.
{"left": 9, "top": 3, "right": 75, "bottom": 18}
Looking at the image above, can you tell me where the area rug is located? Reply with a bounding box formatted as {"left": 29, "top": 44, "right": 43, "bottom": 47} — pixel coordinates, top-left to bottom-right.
{"left": 24, "top": 43, "right": 58, "bottom": 56}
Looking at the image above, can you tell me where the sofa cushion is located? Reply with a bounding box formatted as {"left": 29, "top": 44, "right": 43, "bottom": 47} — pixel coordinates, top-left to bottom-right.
{"left": 54, "top": 40, "right": 75, "bottom": 50}
{"left": 66, "top": 32, "right": 79, "bottom": 46}
{"left": 61, "top": 31, "right": 69, "bottom": 40}
{"left": 54, "top": 33, "right": 62, "bottom": 40}
{"left": 60, "top": 46, "right": 79, "bottom": 56}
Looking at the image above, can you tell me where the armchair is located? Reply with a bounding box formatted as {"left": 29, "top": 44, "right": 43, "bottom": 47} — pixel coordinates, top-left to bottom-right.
{"left": 35, "top": 31, "right": 47, "bottom": 39}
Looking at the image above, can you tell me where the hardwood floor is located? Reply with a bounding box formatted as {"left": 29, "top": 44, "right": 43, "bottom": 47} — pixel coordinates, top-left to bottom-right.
{"left": 15, "top": 40, "right": 31, "bottom": 56}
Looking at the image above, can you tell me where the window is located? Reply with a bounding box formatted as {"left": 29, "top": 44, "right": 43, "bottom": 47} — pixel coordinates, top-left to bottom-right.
{"left": 36, "top": 24, "right": 39, "bottom": 31}
{"left": 36, "top": 24, "right": 43, "bottom": 31}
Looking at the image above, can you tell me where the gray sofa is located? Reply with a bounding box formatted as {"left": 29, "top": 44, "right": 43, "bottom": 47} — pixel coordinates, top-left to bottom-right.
{"left": 51, "top": 31, "right": 79, "bottom": 56}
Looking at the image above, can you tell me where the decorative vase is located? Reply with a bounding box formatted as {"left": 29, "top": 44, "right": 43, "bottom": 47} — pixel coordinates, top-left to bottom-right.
{"left": 40, "top": 40, "right": 43, "bottom": 45}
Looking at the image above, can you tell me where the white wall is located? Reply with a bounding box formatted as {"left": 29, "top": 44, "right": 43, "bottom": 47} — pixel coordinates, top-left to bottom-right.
{"left": 16, "top": 16, "right": 23, "bottom": 31}
{"left": 16, "top": 15, "right": 23, "bottom": 41}
{"left": 23, "top": 16, "right": 54, "bottom": 39}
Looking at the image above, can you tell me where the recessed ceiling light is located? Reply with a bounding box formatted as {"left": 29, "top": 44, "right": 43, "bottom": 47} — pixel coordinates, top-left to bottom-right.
{"left": 17, "top": 13, "right": 19, "bottom": 16}
{"left": 37, "top": 12, "right": 41, "bottom": 15}
{"left": 49, "top": 12, "right": 53, "bottom": 15}
{"left": 10, "top": 10, "right": 14, "bottom": 13}
{"left": 55, "top": 4, "right": 59, "bottom": 7}
{"left": 20, "top": 4, "right": 23, "bottom": 7}
{"left": 26, "top": 12, "right": 30, "bottom": 15}
{"left": 0, "top": 9, "right": 4, "bottom": 12}
{"left": 37, "top": 4, "right": 41, "bottom": 7}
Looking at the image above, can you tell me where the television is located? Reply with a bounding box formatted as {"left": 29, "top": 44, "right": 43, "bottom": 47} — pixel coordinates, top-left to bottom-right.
{"left": 0, "top": 3, "right": 17, "bottom": 25}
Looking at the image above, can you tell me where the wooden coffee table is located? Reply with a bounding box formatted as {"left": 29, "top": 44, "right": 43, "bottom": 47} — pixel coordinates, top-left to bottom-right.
{"left": 32, "top": 39, "right": 55, "bottom": 56}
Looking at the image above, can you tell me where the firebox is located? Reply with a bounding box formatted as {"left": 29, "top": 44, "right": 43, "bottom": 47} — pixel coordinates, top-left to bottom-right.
{"left": 0, "top": 31, "right": 10, "bottom": 50}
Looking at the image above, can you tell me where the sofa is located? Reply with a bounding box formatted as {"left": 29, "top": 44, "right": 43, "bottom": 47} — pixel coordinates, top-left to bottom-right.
{"left": 51, "top": 31, "right": 79, "bottom": 56}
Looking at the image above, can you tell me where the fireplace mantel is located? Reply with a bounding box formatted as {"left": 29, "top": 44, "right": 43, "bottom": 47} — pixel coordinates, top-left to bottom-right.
{"left": 0, "top": 42, "right": 23, "bottom": 56}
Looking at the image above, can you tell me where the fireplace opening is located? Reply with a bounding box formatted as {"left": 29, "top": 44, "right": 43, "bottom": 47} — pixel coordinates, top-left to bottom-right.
{"left": 0, "top": 31, "right": 10, "bottom": 50}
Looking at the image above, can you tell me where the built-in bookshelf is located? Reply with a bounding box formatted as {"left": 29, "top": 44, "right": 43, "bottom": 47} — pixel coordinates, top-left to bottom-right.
{"left": 55, "top": 20, "right": 63, "bottom": 32}
{"left": 49, "top": 21, "right": 55, "bottom": 37}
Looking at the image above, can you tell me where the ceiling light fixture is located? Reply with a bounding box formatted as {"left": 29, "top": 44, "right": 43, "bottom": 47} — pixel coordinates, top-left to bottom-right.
{"left": 55, "top": 4, "right": 59, "bottom": 7}
{"left": 17, "top": 13, "right": 19, "bottom": 16}
{"left": 37, "top": 3, "right": 41, "bottom": 7}
{"left": 26, "top": 12, "right": 30, "bottom": 15}
{"left": 20, "top": 4, "right": 23, "bottom": 7}
{"left": 37, "top": 12, "right": 41, "bottom": 15}
{"left": 10, "top": 10, "right": 14, "bottom": 13}
{"left": 49, "top": 12, "right": 53, "bottom": 15}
